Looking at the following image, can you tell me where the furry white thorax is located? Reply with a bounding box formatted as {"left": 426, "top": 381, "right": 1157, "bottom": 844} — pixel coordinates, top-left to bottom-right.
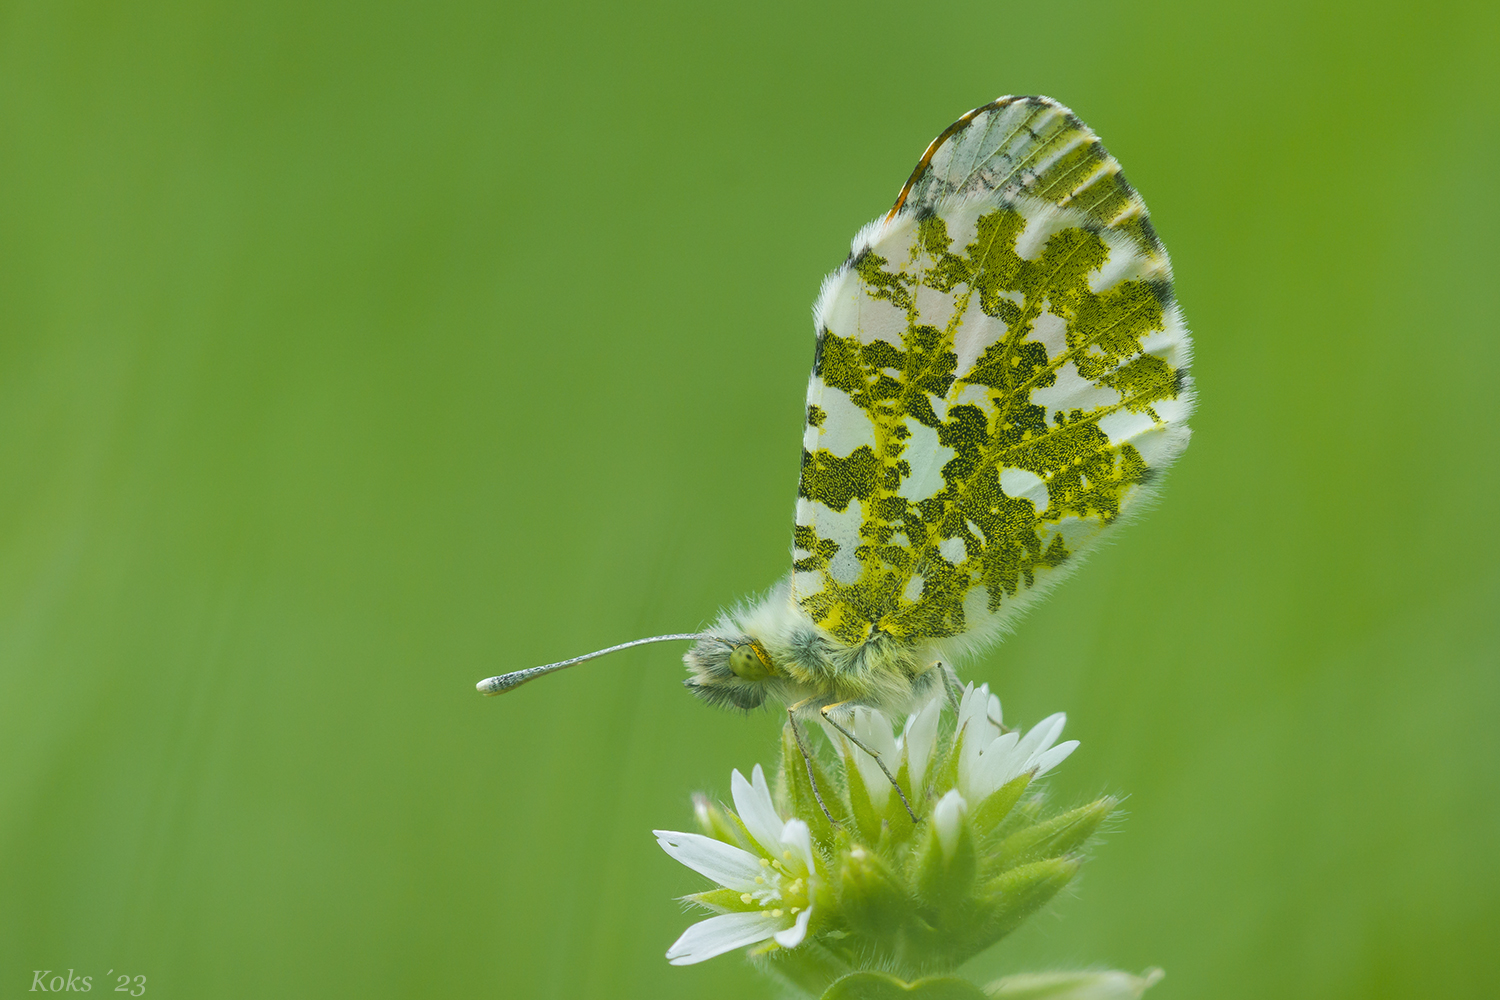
{"left": 683, "top": 576, "right": 1071, "bottom": 715}
{"left": 684, "top": 577, "right": 953, "bottom": 714}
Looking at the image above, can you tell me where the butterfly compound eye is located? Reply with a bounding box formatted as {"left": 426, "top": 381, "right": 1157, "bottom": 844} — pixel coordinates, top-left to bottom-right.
{"left": 728, "top": 644, "right": 773, "bottom": 681}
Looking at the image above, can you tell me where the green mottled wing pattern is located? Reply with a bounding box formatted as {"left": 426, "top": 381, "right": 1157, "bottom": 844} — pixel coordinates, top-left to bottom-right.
{"left": 792, "top": 96, "right": 1193, "bottom": 649}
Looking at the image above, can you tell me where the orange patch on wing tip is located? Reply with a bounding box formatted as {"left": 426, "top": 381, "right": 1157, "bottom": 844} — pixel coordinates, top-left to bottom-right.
{"left": 884, "top": 95, "right": 1071, "bottom": 222}
{"left": 884, "top": 98, "right": 1014, "bottom": 222}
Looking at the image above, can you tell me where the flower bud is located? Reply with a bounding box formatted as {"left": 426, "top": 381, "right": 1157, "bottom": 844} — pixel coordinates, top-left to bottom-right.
{"left": 933, "top": 790, "right": 968, "bottom": 859}
{"left": 836, "top": 843, "right": 910, "bottom": 940}
{"left": 974, "top": 857, "right": 1080, "bottom": 943}
{"left": 996, "top": 798, "right": 1115, "bottom": 872}
{"left": 914, "top": 791, "right": 975, "bottom": 918}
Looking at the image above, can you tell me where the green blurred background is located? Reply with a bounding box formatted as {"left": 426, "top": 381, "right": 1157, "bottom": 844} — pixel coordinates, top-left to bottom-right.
{"left": 2, "top": 1, "right": 1496, "bottom": 996}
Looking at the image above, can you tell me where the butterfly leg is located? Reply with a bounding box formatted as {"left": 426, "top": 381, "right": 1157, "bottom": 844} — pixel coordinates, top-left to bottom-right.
{"left": 786, "top": 698, "right": 836, "bottom": 826}
{"left": 937, "top": 662, "right": 963, "bottom": 716}
{"left": 935, "top": 662, "right": 1010, "bottom": 732}
{"left": 819, "top": 701, "right": 918, "bottom": 824}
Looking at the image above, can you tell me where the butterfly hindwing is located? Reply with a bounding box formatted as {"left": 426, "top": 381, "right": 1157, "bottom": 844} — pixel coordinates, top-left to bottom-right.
{"left": 793, "top": 96, "right": 1193, "bottom": 651}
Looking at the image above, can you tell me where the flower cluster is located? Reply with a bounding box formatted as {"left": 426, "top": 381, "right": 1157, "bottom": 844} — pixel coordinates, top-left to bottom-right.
{"left": 654, "top": 684, "right": 1144, "bottom": 997}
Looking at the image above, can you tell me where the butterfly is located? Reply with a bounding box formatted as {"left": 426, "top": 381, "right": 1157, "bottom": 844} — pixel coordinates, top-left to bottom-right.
{"left": 479, "top": 95, "right": 1193, "bottom": 730}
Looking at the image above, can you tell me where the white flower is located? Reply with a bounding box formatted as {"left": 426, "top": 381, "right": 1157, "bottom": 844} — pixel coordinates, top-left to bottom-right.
{"left": 654, "top": 764, "right": 818, "bottom": 965}
{"left": 955, "top": 683, "right": 1079, "bottom": 804}
{"left": 821, "top": 697, "right": 945, "bottom": 813}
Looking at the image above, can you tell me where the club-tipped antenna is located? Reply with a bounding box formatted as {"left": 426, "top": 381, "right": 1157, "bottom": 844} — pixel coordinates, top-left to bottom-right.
{"left": 475, "top": 633, "right": 705, "bottom": 696}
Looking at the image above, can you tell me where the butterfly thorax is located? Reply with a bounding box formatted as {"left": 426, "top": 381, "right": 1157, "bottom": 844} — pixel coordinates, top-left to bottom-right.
{"left": 681, "top": 578, "right": 942, "bottom": 713}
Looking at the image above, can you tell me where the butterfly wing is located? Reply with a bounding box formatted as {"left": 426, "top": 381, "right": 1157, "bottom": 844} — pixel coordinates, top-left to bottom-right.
{"left": 792, "top": 96, "right": 1193, "bottom": 652}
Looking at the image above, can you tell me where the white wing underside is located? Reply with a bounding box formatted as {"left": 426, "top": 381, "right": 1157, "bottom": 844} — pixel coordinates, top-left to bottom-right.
{"left": 789, "top": 96, "right": 1194, "bottom": 654}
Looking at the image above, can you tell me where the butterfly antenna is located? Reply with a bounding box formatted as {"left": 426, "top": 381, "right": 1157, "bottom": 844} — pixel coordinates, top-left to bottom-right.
{"left": 475, "top": 633, "right": 704, "bottom": 696}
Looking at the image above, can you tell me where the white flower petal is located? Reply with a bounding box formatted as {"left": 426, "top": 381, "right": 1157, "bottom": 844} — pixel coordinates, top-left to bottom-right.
{"left": 972, "top": 731, "right": 1020, "bottom": 801}
{"left": 848, "top": 708, "right": 897, "bottom": 810}
{"left": 987, "top": 692, "right": 1003, "bottom": 730}
{"left": 1032, "top": 739, "right": 1079, "bottom": 778}
{"left": 983, "top": 731, "right": 1021, "bottom": 762}
{"left": 779, "top": 818, "right": 815, "bottom": 874}
{"left": 654, "top": 829, "right": 764, "bottom": 892}
{"left": 901, "top": 697, "right": 942, "bottom": 796}
{"left": 1015, "top": 712, "right": 1067, "bottom": 763}
{"left": 933, "top": 789, "right": 967, "bottom": 858}
{"left": 957, "top": 685, "right": 998, "bottom": 792}
{"left": 956, "top": 684, "right": 983, "bottom": 734}
{"left": 955, "top": 683, "right": 975, "bottom": 721}
{"left": 751, "top": 763, "right": 774, "bottom": 802}
{"left": 854, "top": 707, "right": 899, "bottom": 760}
{"left": 773, "top": 904, "right": 813, "bottom": 948}
{"left": 665, "top": 910, "right": 783, "bottom": 965}
{"left": 731, "top": 766, "right": 785, "bottom": 857}
{"left": 977, "top": 685, "right": 1001, "bottom": 739}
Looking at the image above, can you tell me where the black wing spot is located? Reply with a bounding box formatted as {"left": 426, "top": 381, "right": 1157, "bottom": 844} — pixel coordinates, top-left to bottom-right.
{"left": 1138, "top": 216, "right": 1166, "bottom": 255}
{"left": 1148, "top": 278, "right": 1175, "bottom": 308}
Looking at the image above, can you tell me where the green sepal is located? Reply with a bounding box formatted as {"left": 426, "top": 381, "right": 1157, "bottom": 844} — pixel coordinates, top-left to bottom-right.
{"left": 781, "top": 720, "right": 847, "bottom": 846}
{"left": 995, "top": 797, "right": 1115, "bottom": 872}
{"left": 836, "top": 843, "right": 912, "bottom": 940}
{"left": 692, "top": 792, "right": 753, "bottom": 850}
{"left": 894, "top": 756, "right": 916, "bottom": 810}
{"left": 927, "top": 723, "right": 966, "bottom": 800}
{"left": 988, "top": 794, "right": 1044, "bottom": 844}
{"left": 983, "top": 968, "right": 1163, "bottom": 999}
{"left": 875, "top": 813, "right": 901, "bottom": 856}
{"left": 684, "top": 887, "right": 757, "bottom": 914}
{"left": 883, "top": 772, "right": 920, "bottom": 850}
{"left": 972, "top": 773, "right": 1032, "bottom": 835}
{"left": 973, "top": 857, "right": 1079, "bottom": 943}
{"left": 821, "top": 971, "right": 990, "bottom": 1000}
{"left": 913, "top": 811, "right": 976, "bottom": 913}
{"left": 841, "top": 746, "right": 886, "bottom": 845}
{"left": 752, "top": 939, "right": 856, "bottom": 999}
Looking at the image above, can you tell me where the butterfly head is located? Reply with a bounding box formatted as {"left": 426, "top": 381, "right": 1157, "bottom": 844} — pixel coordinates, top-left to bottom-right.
{"left": 683, "top": 635, "right": 777, "bottom": 711}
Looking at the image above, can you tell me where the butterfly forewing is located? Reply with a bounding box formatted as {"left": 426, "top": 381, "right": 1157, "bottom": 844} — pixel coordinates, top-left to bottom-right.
{"left": 793, "top": 96, "right": 1193, "bottom": 651}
